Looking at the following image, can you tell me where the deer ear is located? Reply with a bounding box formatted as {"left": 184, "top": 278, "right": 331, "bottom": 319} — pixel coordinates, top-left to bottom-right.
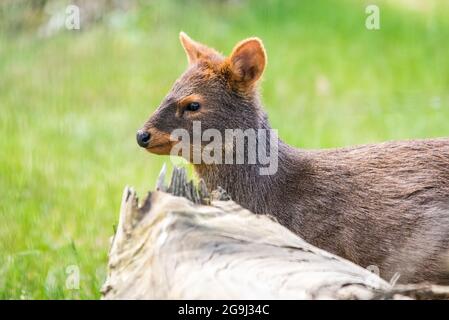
{"left": 227, "top": 38, "right": 266, "bottom": 86}
{"left": 179, "top": 32, "right": 214, "bottom": 65}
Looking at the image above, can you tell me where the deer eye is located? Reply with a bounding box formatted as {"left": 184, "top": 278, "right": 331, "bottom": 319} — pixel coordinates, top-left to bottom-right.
{"left": 186, "top": 102, "right": 200, "bottom": 112}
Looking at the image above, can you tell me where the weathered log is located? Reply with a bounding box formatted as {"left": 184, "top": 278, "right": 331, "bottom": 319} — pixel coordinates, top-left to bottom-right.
{"left": 101, "top": 165, "right": 449, "bottom": 299}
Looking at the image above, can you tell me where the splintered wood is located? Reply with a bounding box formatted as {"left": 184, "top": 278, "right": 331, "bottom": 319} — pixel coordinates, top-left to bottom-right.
{"left": 101, "top": 165, "right": 449, "bottom": 300}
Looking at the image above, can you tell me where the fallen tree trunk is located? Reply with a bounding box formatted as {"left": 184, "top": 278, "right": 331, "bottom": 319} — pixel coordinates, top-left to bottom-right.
{"left": 101, "top": 165, "right": 449, "bottom": 299}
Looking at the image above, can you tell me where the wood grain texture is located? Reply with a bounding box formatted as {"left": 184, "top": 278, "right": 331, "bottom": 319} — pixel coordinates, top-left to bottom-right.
{"left": 101, "top": 166, "right": 449, "bottom": 300}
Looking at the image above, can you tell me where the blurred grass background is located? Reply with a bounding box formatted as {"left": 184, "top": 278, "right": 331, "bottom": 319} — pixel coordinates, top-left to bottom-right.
{"left": 0, "top": 0, "right": 448, "bottom": 299}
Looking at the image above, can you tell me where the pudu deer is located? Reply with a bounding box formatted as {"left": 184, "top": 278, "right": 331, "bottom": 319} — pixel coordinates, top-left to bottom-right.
{"left": 137, "top": 32, "right": 449, "bottom": 283}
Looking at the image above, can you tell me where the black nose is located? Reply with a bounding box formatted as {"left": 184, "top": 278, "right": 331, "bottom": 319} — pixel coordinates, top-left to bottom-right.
{"left": 136, "top": 130, "right": 151, "bottom": 148}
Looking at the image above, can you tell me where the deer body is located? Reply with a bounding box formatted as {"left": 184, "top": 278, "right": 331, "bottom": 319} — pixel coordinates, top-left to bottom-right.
{"left": 137, "top": 33, "right": 449, "bottom": 283}
{"left": 197, "top": 138, "right": 449, "bottom": 283}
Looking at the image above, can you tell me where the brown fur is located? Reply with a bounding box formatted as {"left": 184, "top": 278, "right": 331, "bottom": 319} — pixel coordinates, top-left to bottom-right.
{"left": 145, "top": 129, "right": 173, "bottom": 155}
{"left": 139, "top": 33, "right": 449, "bottom": 283}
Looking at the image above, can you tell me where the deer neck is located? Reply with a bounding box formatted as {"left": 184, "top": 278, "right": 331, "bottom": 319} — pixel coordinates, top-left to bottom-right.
{"left": 193, "top": 137, "right": 297, "bottom": 215}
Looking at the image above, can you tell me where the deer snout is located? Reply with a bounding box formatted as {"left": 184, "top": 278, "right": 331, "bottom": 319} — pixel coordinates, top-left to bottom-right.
{"left": 136, "top": 130, "right": 151, "bottom": 148}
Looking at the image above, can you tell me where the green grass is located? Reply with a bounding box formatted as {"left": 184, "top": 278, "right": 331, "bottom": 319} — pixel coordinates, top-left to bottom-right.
{"left": 1, "top": 0, "right": 448, "bottom": 299}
